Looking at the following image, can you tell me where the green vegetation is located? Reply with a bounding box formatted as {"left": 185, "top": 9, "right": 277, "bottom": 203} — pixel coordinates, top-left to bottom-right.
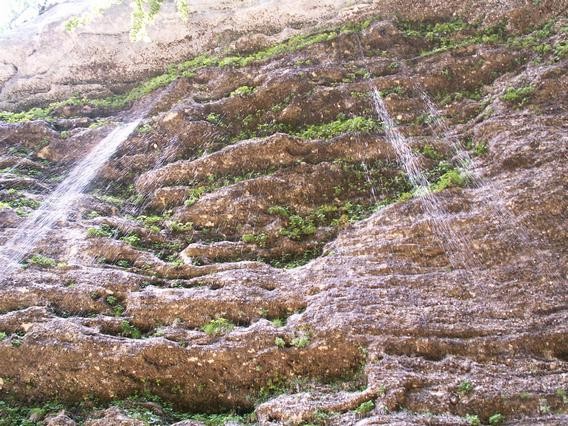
{"left": 271, "top": 318, "right": 286, "bottom": 327}
{"left": 381, "top": 85, "right": 406, "bottom": 97}
{"left": 0, "top": 396, "right": 253, "bottom": 426}
{"left": 168, "top": 221, "right": 193, "bottom": 233}
{"left": 136, "top": 123, "right": 153, "bottom": 134}
{"left": 106, "top": 295, "right": 125, "bottom": 317}
{"left": 556, "top": 388, "right": 568, "bottom": 404}
{"left": 0, "top": 18, "right": 377, "bottom": 124}
{"left": 501, "top": 85, "right": 535, "bottom": 107}
{"left": 219, "top": 31, "right": 337, "bottom": 68}
{"left": 120, "top": 320, "right": 142, "bottom": 339}
{"left": 275, "top": 336, "right": 286, "bottom": 348}
{"left": 465, "top": 138, "right": 489, "bottom": 156}
{"left": 398, "top": 18, "right": 508, "bottom": 57}
{"left": 419, "top": 144, "right": 442, "bottom": 161}
{"left": 230, "top": 85, "right": 255, "bottom": 97}
{"left": 268, "top": 248, "right": 323, "bottom": 269}
{"left": 354, "top": 400, "right": 374, "bottom": 414}
{"left": 457, "top": 380, "right": 474, "bottom": 395}
{"left": 0, "top": 107, "right": 54, "bottom": 124}
{"left": 290, "top": 334, "right": 310, "bottom": 348}
{"left": 431, "top": 168, "right": 469, "bottom": 192}
{"left": 299, "top": 116, "right": 382, "bottom": 140}
{"left": 242, "top": 233, "right": 268, "bottom": 247}
{"left": 488, "top": 413, "right": 505, "bottom": 425}
{"left": 24, "top": 254, "right": 57, "bottom": 268}
{"left": 269, "top": 203, "right": 376, "bottom": 242}
{"left": 184, "top": 186, "right": 207, "bottom": 206}
{"left": 121, "top": 234, "right": 142, "bottom": 247}
{"left": 465, "top": 414, "right": 481, "bottom": 426}
{"left": 201, "top": 318, "right": 235, "bottom": 336}
{"left": 86, "top": 224, "right": 116, "bottom": 238}
{"left": 0, "top": 401, "right": 64, "bottom": 426}
{"left": 0, "top": 332, "right": 6, "bottom": 341}
{"left": 0, "top": 196, "right": 41, "bottom": 216}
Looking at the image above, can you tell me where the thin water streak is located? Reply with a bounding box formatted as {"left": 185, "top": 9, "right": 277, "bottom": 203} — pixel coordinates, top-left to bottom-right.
{"left": 371, "top": 88, "right": 480, "bottom": 272}
{"left": 0, "top": 119, "right": 141, "bottom": 279}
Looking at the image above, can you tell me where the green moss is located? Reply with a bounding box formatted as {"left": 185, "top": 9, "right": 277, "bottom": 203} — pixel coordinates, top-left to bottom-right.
{"left": 120, "top": 320, "right": 142, "bottom": 339}
{"left": 488, "top": 413, "right": 505, "bottom": 425}
{"left": 201, "top": 318, "right": 235, "bottom": 336}
{"left": 121, "top": 234, "right": 142, "bottom": 247}
{"left": 291, "top": 334, "right": 310, "bottom": 348}
{"left": 242, "top": 233, "right": 268, "bottom": 247}
{"left": 219, "top": 31, "right": 337, "bottom": 68}
{"left": 398, "top": 18, "right": 510, "bottom": 57}
{"left": 267, "top": 205, "right": 291, "bottom": 217}
{"left": 0, "top": 401, "right": 64, "bottom": 426}
{"left": 267, "top": 247, "right": 323, "bottom": 269}
{"left": 501, "top": 85, "right": 535, "bottom": 106}
{"left": 419, "top": 144, "right": 442, "bottom": 161}
{"left": 0, "top": 107, "right": 54, "bottom": 124}
{"left": 1, "top": 19, "right": 377, "bottom": 123}
{"left": 86, "top": 224, "right": 116, "bottom": 238}
{"left": 24, "top": 254, "right": 57, "bottom": 268}
{"left": 299, "top": 116, "right": 382, "bottom": 140}
{"left": 465, "top": 414, "right": 481, "bottom": 426}
{"left": 279, "top": 215, "right": 317, "bottom": 241}
{"left": 554, "top": 41, "right": 568, "bottom": 59}
{"left": 431, "top": 169, "right": 468, "bottom": 192}
{"left": 458, "top": 380, "right": 474, "bottom": 394}
{"left": 354, "top": 400, "right": 374, "bottom": 414}
{"left": 168, "top": 221, "right": 193, "bottom": 233}
{"left": 230, "top": 85, "right": 255, "bottom": 97}
{"left": 271, "top": 318, "right": 285, "bottom": 327}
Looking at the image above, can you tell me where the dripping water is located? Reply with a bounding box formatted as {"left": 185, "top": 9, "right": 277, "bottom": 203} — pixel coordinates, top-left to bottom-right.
{"left": 0, "top": 119, "right": 141, "bottom": 279}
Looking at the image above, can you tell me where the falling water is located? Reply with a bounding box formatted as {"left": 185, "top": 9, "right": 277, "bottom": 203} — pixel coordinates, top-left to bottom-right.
{"left": 418, "top": 89, "right": 479, "bottom": 184}
{"left": 371, "top": 89, "right": 479, "bottom": 271}
{"left": 0, "top": 119, "right": 141, "bottom": 279}
{"left": 418, "top": 89, "right": 563, "bottom": 280}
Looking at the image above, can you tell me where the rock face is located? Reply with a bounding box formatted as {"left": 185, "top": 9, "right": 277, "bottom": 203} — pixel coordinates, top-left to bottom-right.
{"left": 0, "top": 0, "right": 567, "bottom": 425}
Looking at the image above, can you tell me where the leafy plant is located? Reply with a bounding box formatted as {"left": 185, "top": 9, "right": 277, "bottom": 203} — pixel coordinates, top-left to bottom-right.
{"left": 465, "top": 414, "right": 481, "bottom": 426}
{"left": 230, "top": 85, "right": 255, "bottom": 97}
{"left": 201, "top": 318, "right": 235, "bottom": 336}
{"left": 25, "top": 254, "right": 57, "bottom": 268}
{"left": 206, "top": 113, "right": 223, "bottom": 126}
{"left": 431, "top": 169, "right": 468, "bottom": 192}
{"left": 299, "top": 116, "right": 382, "bottom": 140}
{"left": 242, "top": 233, "right": 268, "bottom": 247}
{"left": 116, "top": 259, "right": 133, "bottom": 268}
{"left": 501, "top": 85, "right": 534, "bottom": 106}
{"left": 488, "top": 413, "right": 505, "bottom": 425}
{"left": 274, "top": 337, "right": 286, "bottom": 348}
{"left": 290, "top": 334, "right": 310, "bottom": 348}
{"left": 121, "top": 234, "right": 142, "bottom": 247}
{"left": 86, "top": 224, "right": 115, "bottom": 238}
{"left": 169, "top": 221, "right": 193, "bottom": 233}
{"left": 354, "top": 400, "right": 374, "bottom": 414}
{"left": 120, "top": 320, "right": 142, "bottom": 339}
{"left": 458, "top": 380, "right": 474, "bottom": 394}
{"left": 271, "top": 318, "right": 285, "bottom": 327}
{"left": 184, "top": 186, "right": 207, "bottom": 206}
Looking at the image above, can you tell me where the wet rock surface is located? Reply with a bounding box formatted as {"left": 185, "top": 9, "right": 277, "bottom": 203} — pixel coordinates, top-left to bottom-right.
{"left": 0, "top": 1, "right": 567, "bottom": 425}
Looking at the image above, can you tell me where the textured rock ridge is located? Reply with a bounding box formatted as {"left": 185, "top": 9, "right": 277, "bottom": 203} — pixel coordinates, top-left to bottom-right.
{"left": 0, "top": 0, "right": 567, "bottom": 425}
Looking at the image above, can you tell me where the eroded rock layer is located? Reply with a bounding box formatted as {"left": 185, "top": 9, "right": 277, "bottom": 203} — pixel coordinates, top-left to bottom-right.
{"left": 0, "top": 1, "right": 567, "bottom": 425}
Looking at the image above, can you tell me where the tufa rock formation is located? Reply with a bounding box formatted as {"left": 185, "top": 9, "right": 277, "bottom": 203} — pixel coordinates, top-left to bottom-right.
{"left": 0, "top": 0, "right": 567, "bottom": 424}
